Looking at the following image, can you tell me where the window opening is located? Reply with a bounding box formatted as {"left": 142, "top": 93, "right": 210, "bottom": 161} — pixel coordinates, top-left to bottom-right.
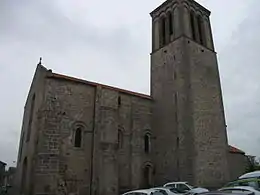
{"left": 74, "top": 127, "right": 82, "bottom": 148}
{"left": 144, "top": 134, "right": 150, "bottom": 153}
{"left": 190, "top": 11, "right": 196, "bottom": 40}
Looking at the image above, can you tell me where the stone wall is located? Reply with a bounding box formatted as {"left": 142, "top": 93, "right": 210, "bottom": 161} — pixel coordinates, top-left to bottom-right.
{"left": 187, "top": 38, "right": 230, "bottom": 188}
{"left": 151, "top": 36, "right": 230, "bottom": 188}
{"left": 228, "top": 152, "right": 247, "bottom": 181}
{"left": 151, "top": 38, "right": 185, "bottom": 185}
{"left": 16, "top": 65, "right": 152, "bottom": 195}
{"left": 34, "top": 77, "right": 96, "bottom": 195}
{"left": 14, "top": 64, "right": 49, "bottom": 195}
{"left": 92, "top": 87, "right": 152, "bottom": 195}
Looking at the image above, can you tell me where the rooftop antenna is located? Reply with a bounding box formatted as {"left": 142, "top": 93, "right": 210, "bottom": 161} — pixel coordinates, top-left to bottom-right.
{"left": 38, "top": 57, "right": 42, "bottom": 65}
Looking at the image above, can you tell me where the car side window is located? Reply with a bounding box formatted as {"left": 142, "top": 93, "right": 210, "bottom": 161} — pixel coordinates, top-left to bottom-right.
{"left": 169, "top": 187, "right": 183, "bottom": 194}
{"left": 177, "top": 184, "right": 190, "bottom": 193}
{"left": 238, "top": 181, "right": 250, "bottom": 187}
{"left": 166, "top": 184, "right": 175, "bottom": 188}
{"left": 152, "top": 192, "right": 164, "bottom": 195}
{"left": 158, "top": 190, "right": 168, "bottom": 195}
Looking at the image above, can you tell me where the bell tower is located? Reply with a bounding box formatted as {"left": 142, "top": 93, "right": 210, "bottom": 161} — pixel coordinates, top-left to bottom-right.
{"left": 150, "top": 0, "right": 230, "bottom": 188}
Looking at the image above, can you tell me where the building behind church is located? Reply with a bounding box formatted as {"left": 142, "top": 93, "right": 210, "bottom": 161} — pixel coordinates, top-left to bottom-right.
{"left": 14, "top": 0, "right": 248, "bottom": 195}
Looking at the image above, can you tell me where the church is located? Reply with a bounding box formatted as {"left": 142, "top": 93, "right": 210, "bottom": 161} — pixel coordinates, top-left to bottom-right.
{"left": 14, "top": 0, "right": 246, "bottom": 195}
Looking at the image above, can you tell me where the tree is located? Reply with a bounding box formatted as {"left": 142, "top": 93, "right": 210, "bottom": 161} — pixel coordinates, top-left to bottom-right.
{"left": 246, "top": 155, "right": 260, "bottom": 172}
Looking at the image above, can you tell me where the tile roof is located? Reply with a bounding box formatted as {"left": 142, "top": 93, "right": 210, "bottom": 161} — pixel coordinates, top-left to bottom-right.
{"left": 229, "top": 145, "right": 245, "bottom": 155}
{"left": 47, "top": 72, "right": 152, "bottom": 100}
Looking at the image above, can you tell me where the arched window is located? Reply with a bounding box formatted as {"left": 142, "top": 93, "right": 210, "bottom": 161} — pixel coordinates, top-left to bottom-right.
{"left": 177, "top": 137, "right": 180, "bottom": 148}
{"left": 144, "top": 133, "right": 151, "bottom": 153}
{"left": 160, "top": 16, "right": 166, "bottom": 46}
{"left": 74, "top": 127, "right": 82, "bottom": 148}
{"left": 118, "top": 129, "right": 123, "bottom": 149}
{"left": 168, "top": 12, "right": 173, "bottom": 35}
{"left": 143, "top": 165, "right": 152, "bottom": 188}
{"left": 190, "top": 11, "right": 196, "bottom": 40}
{"left": 21, "top": 157, "right": 28, "bottom": 193}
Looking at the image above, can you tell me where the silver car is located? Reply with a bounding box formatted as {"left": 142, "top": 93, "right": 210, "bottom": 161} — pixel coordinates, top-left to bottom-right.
{"left": 123, "top": 189, "right": 165, "bottom": 195}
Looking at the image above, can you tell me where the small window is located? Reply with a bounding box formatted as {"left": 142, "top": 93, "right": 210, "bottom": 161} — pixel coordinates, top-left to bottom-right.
{"left": 74, "top": 127, "right": 82, "bottom": 148}
{"left": 144, "top": 133, "right": 151, "bottom": 153}
{"left": 160, "top": 17, "right": 166, "bottom": 46}
{"left": 118, "top": 96, "right": 121, "bottom": 106}
{"left": 168, "top": 12, "right": 173, "bottom": 35}
{"left": 190, "top": 11, "right": 196, "bottom": 40}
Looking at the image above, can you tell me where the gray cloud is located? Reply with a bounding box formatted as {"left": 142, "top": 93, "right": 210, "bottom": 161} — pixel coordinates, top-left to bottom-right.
{"left": 218, "top": 0, "right": 260, "bottom": 157}
{"left": 0, "top": 0, "right": 259, "bottom": 166}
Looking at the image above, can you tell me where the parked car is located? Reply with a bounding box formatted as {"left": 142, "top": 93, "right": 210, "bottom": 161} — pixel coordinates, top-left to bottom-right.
{"left": 151, "top": 187, "right": 179, "bottom": 195}
{"left": 223, "top": 178, "right": 260, "bottom": 191}
{"left": 122, "top": 189, "right": 165, "bottom": 195}
{"left": 239, "top": 171, "right": 260, "bottom": 179}
{"left": 219, "top": 186, "right": 260, "bottom": 195}
{"left": 199, "top": 190, "right": 254, "bottom": 195}
{"left": 163, "top": 182, "right": 209, "bottom": 194}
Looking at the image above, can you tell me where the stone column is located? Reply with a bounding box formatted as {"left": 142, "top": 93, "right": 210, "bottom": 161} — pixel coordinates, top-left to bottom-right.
{"left": 192, "top": 13, "right": 200, "bottom": 43}
{"left": 182, "top": 6, "right": 192, "bottom": 38}
{"left": 152, "top": 19, "right": 160, "bottom": 51}
{"left": 173, "top": 6, "right": 181, "bottom": 39}
{"left": 203, "top": 17, "right": 215, "bottom": 50}
{"left": 95, "top": 88, "right": 119, "bottom": 195}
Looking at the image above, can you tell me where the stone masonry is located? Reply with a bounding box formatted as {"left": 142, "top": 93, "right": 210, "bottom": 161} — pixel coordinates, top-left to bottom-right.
{"left": 150, "top": 0, "right": 229, "bottom": 188}
{"left": 14, "top": 0, "right": 238, "bottom": 194}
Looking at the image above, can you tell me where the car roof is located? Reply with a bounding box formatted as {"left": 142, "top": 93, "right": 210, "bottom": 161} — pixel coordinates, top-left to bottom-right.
{"left": 152, "top": 187, "right": 170, "bottom": 190}
{"left": 123, "top": 188, "right": 158, "bottom": 194}
{"left": 165, "top": 182, "right": 188, "bottom": 184}
{"left": 239, "top": 171, "right": 260, "bottom": 179}
{"left": 227, "top": 177, "right": 260, "bottom": 183}
{"left": 200, "top": 192, "right": 253, "bottom": 195}
{"left": 220, "top": 186, "right": 258, "bottom": 192}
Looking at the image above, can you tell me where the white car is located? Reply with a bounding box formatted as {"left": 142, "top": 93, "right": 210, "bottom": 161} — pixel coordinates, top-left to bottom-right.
{"left": 123, "top": 189, "right": 165, "bottom": 195}
{"left": 151, "top": 187, "right": 179, "bottom": 195}
{"left": 163, "top": 182, "right": 209, "bottom": 194}
{"left": 239, "top": 171, "right": 260, "bottom": 179}
{"left": 219, "top": 186, "right": 260, "bottom": 195}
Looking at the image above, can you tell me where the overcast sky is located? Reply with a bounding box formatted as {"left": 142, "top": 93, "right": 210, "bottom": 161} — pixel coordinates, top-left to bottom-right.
{"left": 0, "top": 0, "right": 259, "bottom": 166}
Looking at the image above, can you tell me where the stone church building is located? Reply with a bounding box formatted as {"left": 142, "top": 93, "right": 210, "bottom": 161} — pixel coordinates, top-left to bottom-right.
{"left": 14, "top": 0, "right": 240, "bottom": 194}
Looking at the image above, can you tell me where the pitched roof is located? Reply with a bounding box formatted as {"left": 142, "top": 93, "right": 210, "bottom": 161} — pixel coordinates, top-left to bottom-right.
{"left": 228, "top": 145, "right": 245, "bottom": 155}
{"left": 46, "top": 71, "right": 152, "bottom": 100}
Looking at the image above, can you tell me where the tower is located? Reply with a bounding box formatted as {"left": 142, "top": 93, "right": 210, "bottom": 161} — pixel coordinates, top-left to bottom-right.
{"left": 150, "top": 0, "right": 230, "bottom": 188}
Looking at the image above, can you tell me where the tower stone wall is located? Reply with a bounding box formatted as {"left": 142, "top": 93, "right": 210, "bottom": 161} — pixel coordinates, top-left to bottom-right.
{"left": 151, "top": 0, "right": 230, "bottom": 188}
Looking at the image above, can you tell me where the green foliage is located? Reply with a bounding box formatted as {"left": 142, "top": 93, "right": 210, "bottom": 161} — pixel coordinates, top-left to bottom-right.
{"left": 245, "top": 155, "right": 260, "bottom": 172}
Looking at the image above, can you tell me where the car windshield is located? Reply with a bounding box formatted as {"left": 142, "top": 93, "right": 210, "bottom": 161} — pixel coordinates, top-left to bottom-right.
{"left": 186, "top": 183, "right": 195, "bottom": 189}
{"left": 225, "top": 179, "right": 260, "bottom": 190}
